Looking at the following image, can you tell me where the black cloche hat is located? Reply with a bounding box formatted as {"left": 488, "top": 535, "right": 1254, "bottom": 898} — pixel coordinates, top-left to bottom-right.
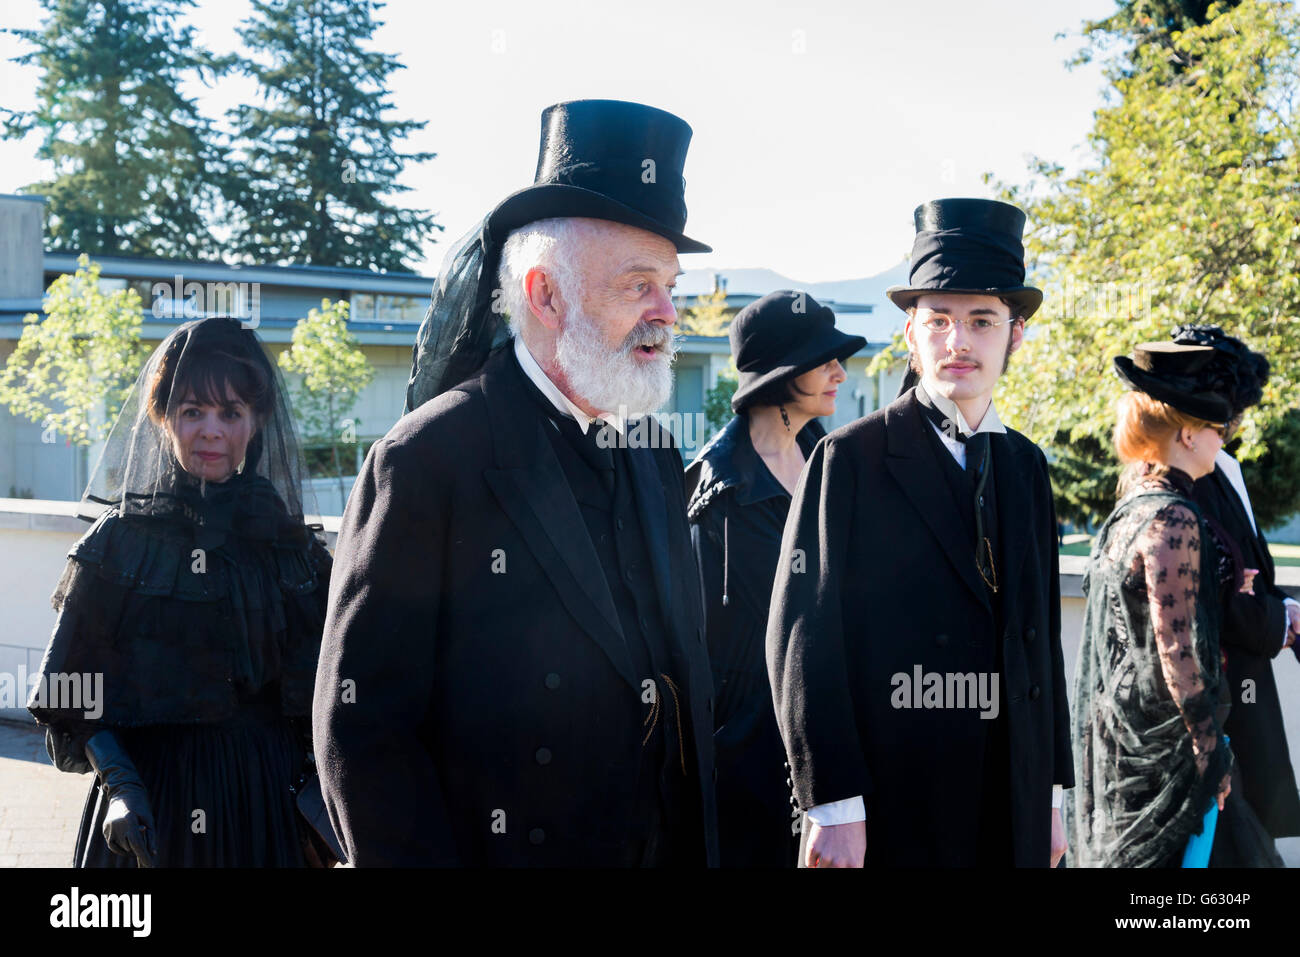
{"left": 886, "top": 198, "right": 1042, "bottom": 320}
{"left": 486, "top": 99, "right": 711, "bottom": 253}
{"left": 729, "top": 290, "right": 866, "bottom": 413}
{"left": 1113, "top": 341, "right": 1237, "bottom": 424}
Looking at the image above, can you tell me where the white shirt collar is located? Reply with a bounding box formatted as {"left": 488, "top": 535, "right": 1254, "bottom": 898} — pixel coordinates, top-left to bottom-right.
{"left": 513, "top": 335, "right": 627, "bottom": 435}
{"left": 922, "top": 378, "right": 1007, "bottom": 438}
{"left": 1215, "top": 449, "right": 1258, "bottom": 535}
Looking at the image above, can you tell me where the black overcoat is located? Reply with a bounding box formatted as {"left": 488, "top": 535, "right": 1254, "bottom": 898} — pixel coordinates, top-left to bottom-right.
{"left": 313, "top": 345, "right": 719, "bottom": 866}
{"left": 683, "top": 414, "right": 823, "bottom": 867}
{"left": 766, "top": 388, "right": 1073, "bottom": 866}
{"left": 1193, "top": 464, "right": 1300, "bottom": 838}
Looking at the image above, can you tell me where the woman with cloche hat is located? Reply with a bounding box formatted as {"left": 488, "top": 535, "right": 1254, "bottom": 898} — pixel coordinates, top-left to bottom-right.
{"left": 684, "top": 290, "right": 864, "bottom": 867}
{"left": 1072, "top": 338, "right": 1253, "bottom": 867}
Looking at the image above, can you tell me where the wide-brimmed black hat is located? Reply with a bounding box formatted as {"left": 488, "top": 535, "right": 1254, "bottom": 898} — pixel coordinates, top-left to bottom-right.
{"left": 1113, "top": 341, "right": 1236, "bottom": 423}
{"left": 486, "top": 99, "right": 710, "bottom": 253}
{"left": 729, "top": 290, "right": 866, "bottom": 413}
{"left": 886, "top": 198, "right": 1042, "bottom": 320}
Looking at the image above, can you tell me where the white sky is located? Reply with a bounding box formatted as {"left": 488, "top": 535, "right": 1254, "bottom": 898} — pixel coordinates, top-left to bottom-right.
{"left": 0, "top": 0, "right": 1118, "bottom": 281}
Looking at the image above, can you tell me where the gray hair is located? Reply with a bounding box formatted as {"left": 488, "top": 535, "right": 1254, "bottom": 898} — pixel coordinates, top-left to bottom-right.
{"left": 496, "top": 217, "right": 591, "bottom": 336}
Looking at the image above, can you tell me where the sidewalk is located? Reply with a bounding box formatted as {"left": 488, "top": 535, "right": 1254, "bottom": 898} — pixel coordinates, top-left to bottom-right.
{"left": 0, "top": 719, "right": 89, "bottom": 867}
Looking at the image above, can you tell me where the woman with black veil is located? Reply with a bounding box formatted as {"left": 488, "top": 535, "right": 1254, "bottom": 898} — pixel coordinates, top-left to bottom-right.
{"left": 27, "top": 317, "right": 333, "bottom": 867}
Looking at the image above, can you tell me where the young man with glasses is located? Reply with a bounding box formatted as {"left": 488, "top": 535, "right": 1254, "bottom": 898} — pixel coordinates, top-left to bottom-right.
{"left": 766, "top": 198, "right": 1073, "bottom": 867}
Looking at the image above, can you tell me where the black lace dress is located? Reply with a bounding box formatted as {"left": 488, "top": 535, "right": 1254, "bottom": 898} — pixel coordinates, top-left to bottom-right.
{"left": 1072, "top": 466, "right": 1239, "bottom": 868}
{"left": 28, "top": 470, "right": 331, "bottom": 867}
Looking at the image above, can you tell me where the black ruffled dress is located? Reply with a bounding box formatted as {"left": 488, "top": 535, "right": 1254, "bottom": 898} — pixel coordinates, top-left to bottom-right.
{"left": 29, "top": 470, "right": 331, "bottom": 867}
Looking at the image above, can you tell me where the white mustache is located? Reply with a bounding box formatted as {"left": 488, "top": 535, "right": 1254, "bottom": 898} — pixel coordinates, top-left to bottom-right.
{"left": 621, "top": 323, "right": 678, "bottom": 355}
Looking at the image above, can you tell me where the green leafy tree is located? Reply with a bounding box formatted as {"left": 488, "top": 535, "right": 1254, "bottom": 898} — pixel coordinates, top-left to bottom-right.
{"left": 703, "top": 360, "right": 739, "bottom": 435}
{"left": 0, "top": 255, "right": 147, "bottom": 446}
{"left": 3, "top": 0, "right": 230, "bottom": 258}
{"left": 227, "top": 0, "right": 438, "bottom": 271}
{"left": 990, "top": 0, "right": 1300, "bottom": 526}
{"left": 678, "top": 285, "right": 733, "bottom": 337}
{"left": 277, "top": 299, "right": 374, "bottom": 505}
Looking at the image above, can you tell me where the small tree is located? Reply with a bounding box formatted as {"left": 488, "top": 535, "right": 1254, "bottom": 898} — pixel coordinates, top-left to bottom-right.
{"left": 277, "top": 298, "right": 374, "bottom": 506}
{"left": 678, "top": 285, "right": 732, "bottom": 337}
{"left": 0, "top": 254, "right": 147, "bottom": 447}
{"left": 703, "top": 359, "right": 739, "bottom": 436}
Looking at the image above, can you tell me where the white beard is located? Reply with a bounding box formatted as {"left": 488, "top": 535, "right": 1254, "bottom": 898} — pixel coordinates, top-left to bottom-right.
{"left": 554, "top": 303, "right": 677, "bottom": 417}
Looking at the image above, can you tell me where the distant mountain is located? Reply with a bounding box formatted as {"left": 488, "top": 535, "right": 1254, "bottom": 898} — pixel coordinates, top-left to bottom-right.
{"left": 677, "top": 261, "right": 911, "bottom": 342}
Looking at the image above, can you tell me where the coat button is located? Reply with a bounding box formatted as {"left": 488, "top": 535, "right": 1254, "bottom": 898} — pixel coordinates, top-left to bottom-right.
{"left": 529, "top": 828, "right": 545, "bottom": 845}
{"left": 936, "top": 633, "right": 950, "bottom": 647}
{"left": 1025, "top": 627, "right": 1037, "bottom": 643}
{"left": 535, "top": 747, "right": 552, "bottom": 765}
{"left": 544, "top": 673, "right": 560, "bottom": 690}
{"left": 1029, "top": 685, "right": 1041, "bottom": 701}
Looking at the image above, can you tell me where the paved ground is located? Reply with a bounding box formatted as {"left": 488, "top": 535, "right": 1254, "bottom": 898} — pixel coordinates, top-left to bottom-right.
{"left": 3, "top": 712, "right": 1299, "bottom": 868}
{"left": 0, "top": 719, "right": 90, "bottom": 867}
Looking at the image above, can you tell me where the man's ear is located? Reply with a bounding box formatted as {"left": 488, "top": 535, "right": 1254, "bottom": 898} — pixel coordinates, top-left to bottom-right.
{"left": 1008, "top": 317, "right": 1025, "bottom": 354}
{"left": 524, "top": 266, "right": 565, "bottom": 332}
{"left": 903, "top": 315, "right": 916, "bottom": 353}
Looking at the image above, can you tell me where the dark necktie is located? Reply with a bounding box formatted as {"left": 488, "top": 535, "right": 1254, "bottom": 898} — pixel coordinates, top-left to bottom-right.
{"left": 916, "top": 385, "right": 998, "bottom": 593}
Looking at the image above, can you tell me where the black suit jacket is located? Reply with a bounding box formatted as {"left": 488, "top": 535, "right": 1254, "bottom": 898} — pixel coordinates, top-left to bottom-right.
{"left": 1193, "top": 463, "right": 1300, "bottom": 837}
{"left": 313, "top": 345, "right": 719, "bottom": 866}
{"left": 766, "top": 389, "right": 1073, "bottom": 866}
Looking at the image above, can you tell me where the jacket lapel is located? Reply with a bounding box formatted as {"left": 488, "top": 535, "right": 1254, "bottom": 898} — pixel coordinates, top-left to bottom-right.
{"left": 991, "top": 431, "right": 1034, "bottom": 613}
{"left": 480, "top": 348, "right": 638, "bottom": 690}
{"left": 1212, "top": 467, "right": 1274, "bottom": 578}
{"left": 884, "top": 393, "right": 990, "bottom": 609}
{"left": 625, "top": 434, "right": 674, "bottom": 618}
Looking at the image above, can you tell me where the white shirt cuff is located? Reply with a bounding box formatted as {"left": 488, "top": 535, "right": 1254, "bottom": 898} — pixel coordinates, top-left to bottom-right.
{"left": 1284, "top": 598, "right": 1299, "bottom": 642}
{"left": 806, "top": 796, "right": 866, "bottom": 826}
{"left": 1052, "top": 785, "right": 1063, "bottom": 809}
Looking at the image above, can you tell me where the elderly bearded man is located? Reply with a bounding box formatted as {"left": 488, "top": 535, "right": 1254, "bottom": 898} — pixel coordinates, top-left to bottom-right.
{"left": 767, "top": 199, "right": 1073, "bottom": 868}
{"left": 313, "top": 100, "right": 719, "bottom": 867}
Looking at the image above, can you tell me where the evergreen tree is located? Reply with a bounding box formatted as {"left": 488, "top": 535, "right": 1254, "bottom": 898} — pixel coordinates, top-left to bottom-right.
{"left": 3, "top": 0, "right": 230, "bottom": 258}
{"left": 227, "top": 0, "right": 438, "bottom": 271}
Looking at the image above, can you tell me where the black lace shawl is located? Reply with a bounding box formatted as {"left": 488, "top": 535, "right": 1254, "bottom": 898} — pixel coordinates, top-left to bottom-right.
{"left": 1071, "top": 468, "right": 1234, "bottom": 867}
{"left": 28, "top": 469, "right": 331, "bottom": 752}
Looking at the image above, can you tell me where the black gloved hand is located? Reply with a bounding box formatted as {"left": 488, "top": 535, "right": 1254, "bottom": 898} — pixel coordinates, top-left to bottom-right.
{"left": 84, "top": 731, "right": 158, "bottom": 867}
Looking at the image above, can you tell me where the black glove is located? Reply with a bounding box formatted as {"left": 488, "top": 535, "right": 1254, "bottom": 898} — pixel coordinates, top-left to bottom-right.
{"left": 84, "top": 731, "right": 158, "bottom": 867}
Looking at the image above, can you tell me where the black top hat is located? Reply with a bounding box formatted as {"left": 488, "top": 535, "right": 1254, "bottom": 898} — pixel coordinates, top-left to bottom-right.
{"left": 1114, "top": 341, "right": 1237, "bottom": 423}
{"left": 729, "top": 290, "right": 866, "bottom": 413}
{"left": 886, "top": 198, "right": 1042, "bottom": 320}
{"left": 486, "top": 99, "right": 710, "bottom": 253}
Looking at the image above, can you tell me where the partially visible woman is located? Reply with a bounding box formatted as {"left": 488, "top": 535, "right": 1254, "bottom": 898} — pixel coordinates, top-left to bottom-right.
{"left": 27, "top": 317, "right": 333, "bottom": 867}
{"left": 1167, "top": 324, "right": 1298, "bottom": 867}
{"left": 685, "top": 290, "right": 864, "bottom": 867}
{"left": 1073, "top": 340, "right": 1247, "bottom": 867}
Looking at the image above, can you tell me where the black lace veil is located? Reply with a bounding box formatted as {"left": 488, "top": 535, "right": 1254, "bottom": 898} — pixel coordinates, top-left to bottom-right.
{"left": 80, "top": 317, "right": 316, "bottom": 524}
{"left": 403, "top": 217, "right": 512, "bottom": 414}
